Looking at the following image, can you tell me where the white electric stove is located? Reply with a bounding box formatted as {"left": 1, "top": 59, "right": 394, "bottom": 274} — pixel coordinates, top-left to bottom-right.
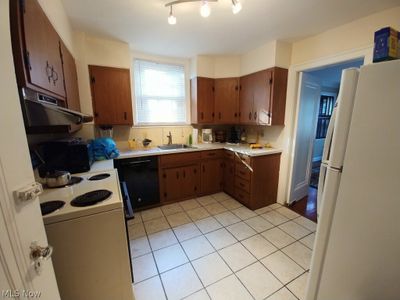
{"left": 39, "top": 168, "right": 134, "bottom": 300}
{"left": 39, "top": 169, "right": 123, "bottom": 224}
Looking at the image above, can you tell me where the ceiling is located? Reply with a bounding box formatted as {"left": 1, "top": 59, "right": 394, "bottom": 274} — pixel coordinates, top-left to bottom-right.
{"left": 61, "top": 0, "right": 400, "bottom": 58}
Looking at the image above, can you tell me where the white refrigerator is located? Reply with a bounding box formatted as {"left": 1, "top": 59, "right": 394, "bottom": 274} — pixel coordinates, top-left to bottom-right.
{"left": 307, "top": 60, "right": 400, "bottom": 300}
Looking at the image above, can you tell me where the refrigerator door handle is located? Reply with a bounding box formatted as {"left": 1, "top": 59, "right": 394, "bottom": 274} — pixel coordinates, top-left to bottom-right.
{"left": 317, "top": 163, "right": 328, "bottom": 217}
{"left": 321, "top": 105, "right": 337, "bottom": 164}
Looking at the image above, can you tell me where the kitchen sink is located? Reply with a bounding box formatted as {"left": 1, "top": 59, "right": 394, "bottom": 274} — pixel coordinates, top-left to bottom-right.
{"left": 158, "top": 144, "right": 196, "bottom": 150}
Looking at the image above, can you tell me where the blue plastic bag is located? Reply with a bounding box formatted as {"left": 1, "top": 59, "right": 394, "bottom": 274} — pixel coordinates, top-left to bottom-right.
{"left": 90, "top": 138, "right": 120, "bottom": 160}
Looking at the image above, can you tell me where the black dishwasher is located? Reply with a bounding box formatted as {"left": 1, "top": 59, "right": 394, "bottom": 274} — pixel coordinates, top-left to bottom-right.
{"left": 115, "top": 156, "right": 160, "bottom": 209}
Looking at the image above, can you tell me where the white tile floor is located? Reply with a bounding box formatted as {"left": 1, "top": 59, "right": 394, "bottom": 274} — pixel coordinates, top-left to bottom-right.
{"left": 128, "top": 193, "right": 317, "bottom": 300}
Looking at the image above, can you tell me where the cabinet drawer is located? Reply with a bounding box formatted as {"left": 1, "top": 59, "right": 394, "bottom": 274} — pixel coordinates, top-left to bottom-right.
{"left": 160, "top": 152, "right": 201, "bottom": 167}
{"left": 201, "top": 150, "right": 223, "bottom": 159}
{"left": 224, "top": 150, "right": 235, "bottom": 160}
{"left": 235, "top": 162, "right": 252, "bottom": 181}
{"left": 235, "top": 177, "right": 250, "bottom": 193}
{"left": 235, "top": 187, "right": 250, "bottom": 205}
{"left": 234, "top": 152, "right": 251, "bottom": 165}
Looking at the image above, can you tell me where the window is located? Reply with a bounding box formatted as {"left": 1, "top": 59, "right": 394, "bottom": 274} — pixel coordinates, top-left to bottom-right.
{"left": 134, "top": 59, "right": 186, "bottom": 125}
{"left": 315, "top": 94, "right": 335, "bottom": 139}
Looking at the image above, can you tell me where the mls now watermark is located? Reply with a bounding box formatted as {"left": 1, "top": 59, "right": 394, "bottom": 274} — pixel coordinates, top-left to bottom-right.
{"left": 2, "top": 289, "right": 42, "bottom": 298}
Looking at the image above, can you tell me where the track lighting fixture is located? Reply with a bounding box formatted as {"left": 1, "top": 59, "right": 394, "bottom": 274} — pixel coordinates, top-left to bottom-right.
{"left": 165, "top": 0, "right": 242, "bottom": 25}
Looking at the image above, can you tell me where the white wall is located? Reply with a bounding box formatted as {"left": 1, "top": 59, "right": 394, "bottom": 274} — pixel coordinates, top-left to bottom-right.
{"left": 192, "top": 55, "right": 241, "bottom": 78}
{"left": 38, "top": 0, "right": 76, "bottom": 56}
{"left": 291, "top": 6, "right": 400, "bottom": 65}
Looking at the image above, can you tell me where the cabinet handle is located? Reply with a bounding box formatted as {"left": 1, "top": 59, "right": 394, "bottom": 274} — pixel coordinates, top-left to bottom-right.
{"left": 163, "top": 173, "right": 166, "bottom": 178}
{"left": 52, "top": 69, "right": 58, "bottom": 86}
{"left": 194, "top": 168, "right": 197, "bottom": 174}
{"left": 212, "top": 112, "right": 215, "bottom": 118}
{"left": 202, "top": 165, "right": 205, "bottom": 172}
{"left": 201, "top": 112, "right": 204, "bottom": 119}
{"left": 176, "top": 172, "right": 179, "bottom": 179}
{"left": 234, "top": 113, "right": 237, "bottom": 118}
{"left": 183, "top": 170, "right": 186, "bottom": 178}
{"left": 239, "top": 112, "right": 241, "bottom": 117}
{"left": 46, "top": 61, "right": 52, "bottom": 83}
{"left": 124, "top": 112, "right": 127, "bottom": 120}
{"left": 239, "top": 182, "right": 245, "bottom": 187}
{"left": 254, "top": 112, "right": 257, "bottom": 120}
{"left": 248, "top": 112, "right": 252, "bottom": 120}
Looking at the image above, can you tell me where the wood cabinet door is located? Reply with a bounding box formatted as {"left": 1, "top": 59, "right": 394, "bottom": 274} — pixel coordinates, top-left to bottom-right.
{"left": 269, "top": 68, "right": 288, "bottom": 126}
{"left": 60, "top": 43, "right": 80, "bottom": 111}
{"left": 239, "top": 74, "right": 254, "bottom": 124}
{"left": 223, "top": 159, "right": 235, "bottom": 196}
{"left": 23, "top": 0, "right": 65, "bottom": 97}
{"left": 253, "top": 70, "right": 272, "bottom": 125}
{"left": 201, "top": 159, "right": 223, "bottom": 194}
{"left": 214, "top": 78, "right": 239, "bottom": 124}
{"left": 181, "top": 165, "right": 200, "bottom": 199}
{"left": 89, "top": 66, "right": 133, "bottom": 125}
{"left": 197, "top": 77, "right": 215, "bottom": 124}
{"left": 161, "top": 167, "right": 182, "bottom": 202}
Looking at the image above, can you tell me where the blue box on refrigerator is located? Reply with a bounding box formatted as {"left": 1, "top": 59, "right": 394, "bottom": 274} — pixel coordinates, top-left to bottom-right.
{"left": 373, "top": 27, "right": 399, "bottom": 62}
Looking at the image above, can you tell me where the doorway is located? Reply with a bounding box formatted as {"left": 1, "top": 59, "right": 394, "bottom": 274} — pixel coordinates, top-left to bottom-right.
{"left": 288, "top": 58, "right": 364, "bottom": 222}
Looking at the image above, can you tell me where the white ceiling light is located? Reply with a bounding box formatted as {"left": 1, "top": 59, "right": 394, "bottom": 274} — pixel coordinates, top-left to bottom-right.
{"left": 168, "top": 6, "right": 177, "bottom": 25}
{"left": 231, "top": 0, "right": 242, "bottom": 14}
{"left": 165, "top": 0, "right": 241, "bottom": 24}
{"left": 200, "top": 1, "right": 211, "bottom": 18}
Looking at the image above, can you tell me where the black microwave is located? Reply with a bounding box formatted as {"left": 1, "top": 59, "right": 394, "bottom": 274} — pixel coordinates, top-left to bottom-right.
{"left": 38, "top": 138, "right": 94, "bottom": 175}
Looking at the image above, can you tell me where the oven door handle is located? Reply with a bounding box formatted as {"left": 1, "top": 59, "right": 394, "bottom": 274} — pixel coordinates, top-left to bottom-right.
{"left": 121, "top": 181, "right": 134, "bottom": 220}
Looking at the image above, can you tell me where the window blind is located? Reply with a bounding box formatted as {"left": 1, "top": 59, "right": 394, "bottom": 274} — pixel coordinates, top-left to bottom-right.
{"left": 134, "top": 59, "right": 186, "bottom": 124}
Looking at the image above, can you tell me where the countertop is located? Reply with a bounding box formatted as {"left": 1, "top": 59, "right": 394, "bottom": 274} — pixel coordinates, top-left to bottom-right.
{"left": 116, "top": 143, "right": 282, "bottom": 160}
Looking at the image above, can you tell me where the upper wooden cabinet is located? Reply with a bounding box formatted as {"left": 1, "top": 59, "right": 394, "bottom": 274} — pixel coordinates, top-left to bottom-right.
{"left": 214, "top": 78, "right": 239, "bottom": 124}
{"left": 191, "top": 77, "right": 215, "bottom": 124}
{"left": 11, "top": 0, "right": 65, "bottom": 98}
{"left": 269, "top": 67, "right": 288, "bottom": 126}
{"left": 60, "top": 43, "right": 80, "bottom": 112}
{"left": 89, "top": 66, "right": 133, "bottom": 126}
{"left": 191, "top": 67, "right": 287, "bottom": 126}
{"left": 239, "top": 67, "right": 288, "bottom": 126}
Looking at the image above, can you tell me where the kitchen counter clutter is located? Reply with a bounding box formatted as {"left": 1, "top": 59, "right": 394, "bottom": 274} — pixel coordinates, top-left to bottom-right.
{"left": 117, "top": 142, "right": 282, "bottom": 159}
{"left": 115, "top": 143, "right": 282, "bottom": 211}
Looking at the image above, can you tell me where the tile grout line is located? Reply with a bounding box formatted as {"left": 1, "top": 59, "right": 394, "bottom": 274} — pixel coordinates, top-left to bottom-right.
{"left": 130, "top": 195, "right": 316, "bottom": 299}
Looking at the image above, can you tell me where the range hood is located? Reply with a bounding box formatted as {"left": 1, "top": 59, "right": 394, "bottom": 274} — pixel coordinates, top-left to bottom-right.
{"left": 21, "top": 88, "right": 93, "bottom": 130}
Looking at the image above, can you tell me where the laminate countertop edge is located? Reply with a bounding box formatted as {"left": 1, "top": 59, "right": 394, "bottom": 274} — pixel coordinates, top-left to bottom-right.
{"left": 116, "top": 144, "right": 283, "bottom": 160}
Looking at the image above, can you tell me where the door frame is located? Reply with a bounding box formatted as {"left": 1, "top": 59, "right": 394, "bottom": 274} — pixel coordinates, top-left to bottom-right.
{"left": 289, "top": 72, "right": 322, "bottom": 203}
{"left": 285, "top": 47, "right": 370, "bottom": 205}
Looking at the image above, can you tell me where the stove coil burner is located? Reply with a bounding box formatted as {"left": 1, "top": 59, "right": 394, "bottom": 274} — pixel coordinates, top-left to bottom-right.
{"left": 40, "top": 200, "right": 66, "bottom": 216}
{"left": 88, "top": 173, "right": 111, "bottom": 181}
{"left": 69, "top": 176, "right": 84, "bottom": 185}
{"left": 71, "top": 190, "right": 112, "bottom": 207}
{"left": 46, "top": 176, "right": 83, "bottom": 188}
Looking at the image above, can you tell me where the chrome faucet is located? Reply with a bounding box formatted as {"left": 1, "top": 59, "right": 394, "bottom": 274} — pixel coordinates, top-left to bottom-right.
{"left": 167, "top": 131, "right": 172, "bottom": 145}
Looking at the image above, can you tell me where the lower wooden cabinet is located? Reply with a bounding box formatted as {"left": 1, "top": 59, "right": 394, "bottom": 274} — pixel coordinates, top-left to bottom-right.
{"left": 200, "top": 159, "right": 223, "bottom": 195}
{"left": 234, "top": 152, "right": 281, "bottom": 210}
{"left": 181, "top": 165, "right": 200, "bottom": 199}
{"left": 158, "top": 150, "right": 281, "bottom": 209}
{"left": 222, "top": 158, "right": 235, "bottom": 197}
{"left": 160, "top": 165, "right": 200, "bottom": 203}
